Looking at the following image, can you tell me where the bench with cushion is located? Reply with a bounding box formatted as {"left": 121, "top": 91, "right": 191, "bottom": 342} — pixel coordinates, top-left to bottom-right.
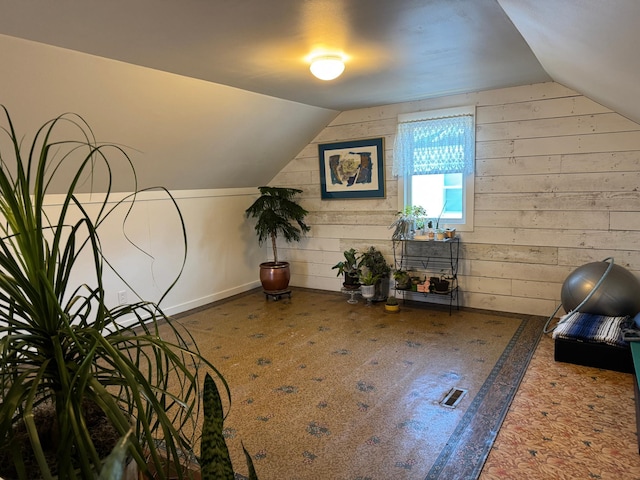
{"left": 553, "top": 312, "right": 633, "bottom": 374}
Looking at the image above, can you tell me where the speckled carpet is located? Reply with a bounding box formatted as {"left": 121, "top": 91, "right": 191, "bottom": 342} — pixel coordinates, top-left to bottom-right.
{"left": 171, "top": 288, "right": 545, "bottom": 480}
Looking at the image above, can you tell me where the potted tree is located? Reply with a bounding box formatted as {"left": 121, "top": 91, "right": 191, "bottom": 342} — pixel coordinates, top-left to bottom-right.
{"left": 0, "top": 107, "right": 254, "bottom": 480}
{"left": 245, "top": 186, "right": 310, "bottom": 296}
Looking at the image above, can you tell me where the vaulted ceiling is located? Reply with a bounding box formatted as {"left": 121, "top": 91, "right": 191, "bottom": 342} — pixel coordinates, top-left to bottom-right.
{"left": 0, "top": 0, "right": 637, "bottom": 191}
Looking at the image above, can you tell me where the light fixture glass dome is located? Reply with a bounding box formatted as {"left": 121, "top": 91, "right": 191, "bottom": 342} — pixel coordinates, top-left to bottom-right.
{"left": 310, "top": 55, "right": 345, "bottom": 81}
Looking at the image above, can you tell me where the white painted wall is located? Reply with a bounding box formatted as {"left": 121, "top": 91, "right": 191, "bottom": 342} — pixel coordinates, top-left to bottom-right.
{"left": 45, "top": 188, "right": 264, "bottom": 319}
{"left": 0, "top": 33, "right": 326, "bottom": 320}
{"left": 271, "top": 82, "right": 640, "bottom": 317}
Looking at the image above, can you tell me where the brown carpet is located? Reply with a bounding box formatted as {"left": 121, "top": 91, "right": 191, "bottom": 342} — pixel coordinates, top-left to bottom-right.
{"left": 171, "top": 288, "right": 545, "bottom": 480}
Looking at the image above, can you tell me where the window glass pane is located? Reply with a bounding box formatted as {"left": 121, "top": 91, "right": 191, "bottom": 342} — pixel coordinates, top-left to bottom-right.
{"left": 444, "top": 173, "right": 462, "bottom": 187}
{"left": 443, "top": 187, "right": 462, "bottom": 219}
{"left": 411, "top": 174, "right": 443, "bottom": 219}
{"left": 410, "top": 173, "right": 463, "bottom": 222}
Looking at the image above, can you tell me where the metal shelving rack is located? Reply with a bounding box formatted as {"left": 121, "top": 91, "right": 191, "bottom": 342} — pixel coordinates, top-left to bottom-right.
{"left": 393, "top": 237, "right": 460, "bottom": 314}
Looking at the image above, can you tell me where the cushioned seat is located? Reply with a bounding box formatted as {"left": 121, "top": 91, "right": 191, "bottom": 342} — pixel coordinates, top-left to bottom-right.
{"left": 553, "top": 312, "right": 633, "bottom": 373}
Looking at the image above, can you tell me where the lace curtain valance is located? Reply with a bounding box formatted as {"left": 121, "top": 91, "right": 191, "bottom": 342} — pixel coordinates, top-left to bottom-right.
{"left": 392, "top": 114, "right": 474, "bottom": 177}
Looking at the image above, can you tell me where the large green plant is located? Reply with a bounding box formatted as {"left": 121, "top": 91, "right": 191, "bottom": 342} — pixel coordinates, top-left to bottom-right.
{"left": 359, "top": 246, "right": 391, "bottom": 279}
{"left": 244, "top": 186, "right": 310, "bottom": 263}
{"left": 0, "top": 107, "right": 227, "bottom": 479}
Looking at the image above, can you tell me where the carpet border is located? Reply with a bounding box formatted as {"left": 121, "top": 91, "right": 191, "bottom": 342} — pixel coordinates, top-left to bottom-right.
{"left": 425, "top": 315, "right": 546, "bottom": 479}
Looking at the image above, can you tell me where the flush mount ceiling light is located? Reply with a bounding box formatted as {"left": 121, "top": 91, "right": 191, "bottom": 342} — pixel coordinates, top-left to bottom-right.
{"left": 309, "top": 55, "right": 345, "bottom": 81}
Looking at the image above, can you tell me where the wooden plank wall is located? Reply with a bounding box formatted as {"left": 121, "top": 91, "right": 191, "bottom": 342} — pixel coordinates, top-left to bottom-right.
{"left": 270, "top": 82, "right": 640, "bottom": 317}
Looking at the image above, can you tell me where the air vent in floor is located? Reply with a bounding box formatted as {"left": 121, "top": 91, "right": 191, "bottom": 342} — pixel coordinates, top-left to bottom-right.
{"left": 440, "top": 387, "right": 467, "bottom": 408}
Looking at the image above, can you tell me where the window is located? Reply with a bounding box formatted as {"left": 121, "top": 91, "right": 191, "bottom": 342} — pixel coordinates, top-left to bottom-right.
{"left": 393, "top": 106, "right": 475, "bottom": 230}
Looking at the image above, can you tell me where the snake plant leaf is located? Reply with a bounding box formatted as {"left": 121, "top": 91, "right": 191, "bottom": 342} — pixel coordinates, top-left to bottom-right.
{"left": 242, "top": 442, "right": 259, "bottom": 480}
{"left": 200, "top": 372, "right": 235, "bottom": 480}
{"left": 98, "top": 430, "right": 133, "bottom": 480}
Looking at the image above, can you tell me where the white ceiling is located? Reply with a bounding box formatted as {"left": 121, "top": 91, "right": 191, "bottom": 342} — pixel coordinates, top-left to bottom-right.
{"left": 0, "top": 0, "right": 551, "bottom": 111}
{"left": 0, "top": 0, "right": 638, "bottom": 191}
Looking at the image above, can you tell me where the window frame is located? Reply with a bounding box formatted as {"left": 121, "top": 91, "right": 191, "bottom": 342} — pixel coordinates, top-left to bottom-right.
{"left": 396, "top": 106, "right": 476, "bottom": 232}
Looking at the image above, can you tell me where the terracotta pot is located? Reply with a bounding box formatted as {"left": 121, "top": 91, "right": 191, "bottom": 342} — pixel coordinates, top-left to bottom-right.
{"left": 259, "top": 261, "right": 291, "bottom": 293}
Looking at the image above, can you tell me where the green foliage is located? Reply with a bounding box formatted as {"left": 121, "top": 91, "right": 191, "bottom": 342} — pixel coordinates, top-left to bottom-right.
{"left": 245, "top": 186, "right": 310, "bottom": 263}
{"left": 385, "top": 296, "right": 399, "bottom": 306}
{"left": 390, "top": 205, "right": 428, "bottom": 239}
{"left": 200, "top": 374, "right": 234, "bottom": 480}
{"left": 358, "top": 246, "right": 391, "bottom": 278}
{"left": 331, "top": 248, "right": 360, "bottom": 278}
{"left": 0, "top": 107, "right": 226, "bottom": 480}
{"left": 358, "top": 270, "right": 380, "bottom": 286}
{"left": 201, "top": 373, "right": 258, "bottom": 480}
{"left": 393, "top": 270, "right": 411, "bottom": 289}
{"left": 97, "top": 430, "right": 133, "bottom": 480}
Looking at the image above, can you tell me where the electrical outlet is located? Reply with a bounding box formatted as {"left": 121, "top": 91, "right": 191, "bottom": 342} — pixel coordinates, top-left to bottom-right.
{"left": 117, "top": 290, "right": 127, "bottom": 305}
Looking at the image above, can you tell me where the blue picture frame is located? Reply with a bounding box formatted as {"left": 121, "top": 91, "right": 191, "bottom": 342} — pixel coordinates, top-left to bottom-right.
{"left": 318, "top": 137, "right": 385, "bottom": 199}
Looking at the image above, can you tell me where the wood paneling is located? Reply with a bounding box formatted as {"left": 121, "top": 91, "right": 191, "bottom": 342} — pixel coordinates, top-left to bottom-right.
{"left": 270, "top": 82, "right": 640, "bottom": 317}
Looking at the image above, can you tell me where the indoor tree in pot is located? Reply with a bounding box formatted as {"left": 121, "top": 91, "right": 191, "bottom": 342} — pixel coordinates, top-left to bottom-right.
{"left": 245, "top": 186, "right": 310, "bottom": 294}
{"left": 0, "top": 107, "right": 248, "bottom": 480}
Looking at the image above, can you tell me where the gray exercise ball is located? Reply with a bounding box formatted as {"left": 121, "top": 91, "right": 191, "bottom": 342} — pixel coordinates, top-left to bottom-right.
{"left": 561, "top": 261, "right": 640, "bottom": 316}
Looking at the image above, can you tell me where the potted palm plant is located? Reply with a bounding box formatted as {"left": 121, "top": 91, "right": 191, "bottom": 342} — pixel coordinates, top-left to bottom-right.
{"left": 245, "top": 186, "right": 310, "bottom": 295}
{"left": 0, "top": 107, "right": 251, "bottom": 480}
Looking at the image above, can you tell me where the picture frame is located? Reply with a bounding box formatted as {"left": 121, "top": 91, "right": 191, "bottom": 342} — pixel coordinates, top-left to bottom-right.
{"left": 318, "top": 137, "right": 385, "bottom": 200}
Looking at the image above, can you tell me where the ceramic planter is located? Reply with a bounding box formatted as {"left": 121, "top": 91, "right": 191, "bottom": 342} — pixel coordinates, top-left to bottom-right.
{"left": 259, "top": 261, "right": 291, "bottom": 292}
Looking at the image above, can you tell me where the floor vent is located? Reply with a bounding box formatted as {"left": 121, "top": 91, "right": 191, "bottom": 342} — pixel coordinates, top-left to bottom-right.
{"left": 440, "top": 387, "right": 467, "bottom": 408}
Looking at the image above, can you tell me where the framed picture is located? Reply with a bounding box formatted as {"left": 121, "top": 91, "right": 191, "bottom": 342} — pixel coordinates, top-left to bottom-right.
{"left": 318, "top": 137, "right": 385, "bottom": 199}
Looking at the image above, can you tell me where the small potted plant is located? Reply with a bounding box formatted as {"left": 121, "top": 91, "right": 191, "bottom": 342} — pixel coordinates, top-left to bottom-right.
{"left": 332, "top": 248, "right": 361, "bottom": 289}
{"left": 389, "top": 205, "right": 427, "bottom": 240}
{"left": 384, "top": 295, "right": 400, "bottom": 313}
{"left": 358, "top": 246, "right": 391, "bottom": 301}
{"left": 389, "top": 206, "right": 415, "bottom": 240}
{"left": 393, "top": 269, "right": 411, "bottom": 290}
{"left": 412, "top": 206, "right": 428, "bottom": 239}
{"left": 433, "top": 275, "right": 451, "bottom": 293}
{"left": 359, "top": 270, "right": 381, "bottom": 306}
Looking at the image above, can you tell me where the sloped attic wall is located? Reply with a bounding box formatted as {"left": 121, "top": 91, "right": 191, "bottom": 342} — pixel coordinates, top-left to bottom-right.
{"left": 271, "top": 82, "right": 640, "bottom": 317}
{"left": 0, "top": 34, "right": 337, "bottom": 315}
{"left": 0, "top": 34, "right": 338, "bottom": 193}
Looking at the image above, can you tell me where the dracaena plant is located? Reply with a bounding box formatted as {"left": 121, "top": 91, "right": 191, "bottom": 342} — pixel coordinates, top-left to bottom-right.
{"left": 0, "top": 106, "right": 230, "bottom": 480}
